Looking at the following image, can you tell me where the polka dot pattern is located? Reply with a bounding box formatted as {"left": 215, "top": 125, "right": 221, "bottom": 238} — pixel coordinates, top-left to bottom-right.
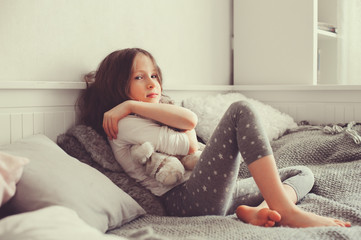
{"left": 161, "top": 101, "right": 313, "bottom": 217}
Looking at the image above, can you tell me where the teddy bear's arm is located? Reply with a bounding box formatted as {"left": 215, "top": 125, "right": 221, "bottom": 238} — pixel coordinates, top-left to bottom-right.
{"left": 130, "top": 142, "right": 154, "bottom": 165}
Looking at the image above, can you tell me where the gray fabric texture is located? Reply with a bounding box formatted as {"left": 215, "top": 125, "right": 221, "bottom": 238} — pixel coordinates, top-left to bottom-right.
{"left": 57, "top": 125, "right": 166, "bottom": 216}
{"left": 58, "top": 124, "right": 361, "bottom": 240}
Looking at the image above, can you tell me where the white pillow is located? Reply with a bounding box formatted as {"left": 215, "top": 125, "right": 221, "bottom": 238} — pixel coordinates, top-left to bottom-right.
{"left": 0, "top": 134, "right": 145, "bottom": 233}
{"left": 0, "top": 152, "right": 29, "bottom": 206}
{"left": 0, "top": 206, "right": 126, "bottom": 240}
{"left": 182, "top": 93, "right": 297, "bottom": 142}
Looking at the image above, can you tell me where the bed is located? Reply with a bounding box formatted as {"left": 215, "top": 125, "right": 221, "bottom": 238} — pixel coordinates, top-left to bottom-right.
{"left": 1, "top": 82, "right": 361, "bottom": 240}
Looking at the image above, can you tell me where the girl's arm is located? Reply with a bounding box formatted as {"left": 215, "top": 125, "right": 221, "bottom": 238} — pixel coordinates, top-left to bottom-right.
{"left": 184, "top": 129, "right": 199, "bottom": 154}
{"left": 103, "top": 100, "right": 198, "bottom": 140}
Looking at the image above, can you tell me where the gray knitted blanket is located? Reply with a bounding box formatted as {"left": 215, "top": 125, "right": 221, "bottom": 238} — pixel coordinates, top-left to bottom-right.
{"left": 58, "top": 125, "right": 361, "bottom": 240}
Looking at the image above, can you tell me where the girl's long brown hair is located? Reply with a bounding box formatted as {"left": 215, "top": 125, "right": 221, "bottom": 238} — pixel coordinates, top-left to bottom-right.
{"left": 77, "top": 48, "right": 163, "bottom": 138}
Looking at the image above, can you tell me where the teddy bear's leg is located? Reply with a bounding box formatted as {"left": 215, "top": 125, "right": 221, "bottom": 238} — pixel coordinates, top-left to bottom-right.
{"left": 156, "top": 156, "right": 185, "bottom": 185}
{"left": 130, "top": 142, "right": 154, "bottom": 165}
{"left": 146, "top": 152, "right": 185, "bottom": 186}
{"left": 180, "top": 151, "right": 202, "bottom": 170}
{"left": 145, "top": 152, "right": 165, "bottom": 177}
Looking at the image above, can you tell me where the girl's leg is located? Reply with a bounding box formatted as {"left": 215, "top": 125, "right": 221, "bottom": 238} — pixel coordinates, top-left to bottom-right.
{"left": 227, "top": 165, "right": 314, "bottom": 227}
{"left": 243, "top": 155, "right": 351, "bottom": 227}
{"left": 162, "top": 101, "right": 273, "bottom": 216}
{"left": 226, "top": 165, "right": 315, "bottom": 214}
{"left": 163, "top": 101, "right": 351, "bottom": 227}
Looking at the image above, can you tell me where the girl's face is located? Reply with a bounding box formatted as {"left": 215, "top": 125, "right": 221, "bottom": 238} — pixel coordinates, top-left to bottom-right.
{"left": 128, "top": 53, "right": 162, "bottom": 103}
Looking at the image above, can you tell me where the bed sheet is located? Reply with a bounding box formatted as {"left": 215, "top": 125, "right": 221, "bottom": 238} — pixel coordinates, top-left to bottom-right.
{"left": 59, "top": 124, "right": 361, "bottom": 240}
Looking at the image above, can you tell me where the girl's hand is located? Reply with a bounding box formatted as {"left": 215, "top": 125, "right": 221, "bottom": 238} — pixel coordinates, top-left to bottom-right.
{"left": 103, "top": 101, "right": 132, "bottom": 140}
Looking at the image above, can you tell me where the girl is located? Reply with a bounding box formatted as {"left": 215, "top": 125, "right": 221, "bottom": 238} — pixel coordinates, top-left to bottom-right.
{"left": 78, "top": 48, "right": 351, "bottom": 228}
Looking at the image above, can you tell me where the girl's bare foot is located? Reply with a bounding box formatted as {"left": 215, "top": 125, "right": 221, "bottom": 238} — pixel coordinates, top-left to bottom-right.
{"left": 236, "top": 205, "right": 281, "bottom": 227}
{"left": 278, "top": 208, "right": 352, "bottom": 228}
{"left": 236, "top": 205, "right": 351, "bottom": 228}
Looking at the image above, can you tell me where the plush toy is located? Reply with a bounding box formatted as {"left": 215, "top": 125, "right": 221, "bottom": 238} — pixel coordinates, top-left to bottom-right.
{"left": 130, "top": 142, "right": 204, "bottom": 185}
{"left": 129, "top": 95, "right": 204, "bottom": 185}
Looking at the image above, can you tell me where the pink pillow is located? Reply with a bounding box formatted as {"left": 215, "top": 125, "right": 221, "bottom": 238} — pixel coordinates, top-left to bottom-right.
{"left": 0, "top": 152, "right": 29, "bottom": 206}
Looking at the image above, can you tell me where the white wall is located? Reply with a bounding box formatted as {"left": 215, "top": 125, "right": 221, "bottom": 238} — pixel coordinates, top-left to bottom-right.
{"left": 0, "top": 0, "right": 232, "bottom": 86}
{"left": 233, "top": 0, "right": 315, "bottom": 85}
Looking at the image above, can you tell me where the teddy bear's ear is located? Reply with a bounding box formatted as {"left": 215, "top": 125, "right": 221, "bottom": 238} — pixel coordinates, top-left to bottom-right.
{"left": 160, "top": 94, "right": 175, "bottom": 105}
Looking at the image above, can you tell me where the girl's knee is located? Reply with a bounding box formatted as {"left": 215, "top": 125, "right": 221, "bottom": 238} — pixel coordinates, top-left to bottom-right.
{"left": 295, "top": 166, "right": 314, "bottom": 181}
{"left": 292, "top": 166, "right": 315, "bottom": 201}
{"left": 228, "top": 100, "right": 256, "bottom": 115}
{"left": 280, "top": 166, "right": 315, "bottom": 186}
{"left": 281, "top": 166, "right": 315, "bottom": 202}
{"left": 290, "top": 165, "right": 315, "bottom": 189}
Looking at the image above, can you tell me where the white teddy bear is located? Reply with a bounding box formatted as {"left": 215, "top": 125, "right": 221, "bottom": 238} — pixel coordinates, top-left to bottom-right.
{"left": 130, "top": 142, "right": 204, "bottom": 185}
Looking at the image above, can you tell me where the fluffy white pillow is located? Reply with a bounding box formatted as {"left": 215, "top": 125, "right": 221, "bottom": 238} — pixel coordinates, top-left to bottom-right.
{"left": 0, "top": 152, "right": 29, "bottom": 206}
{"left": 0, "top": 134, "right": 145, "bottom": 233}
{"left": 0, "top": 206, "right": 126, "bottom": 240}
{"left": 182, "top": 93, "right": 297, "bottom": 142}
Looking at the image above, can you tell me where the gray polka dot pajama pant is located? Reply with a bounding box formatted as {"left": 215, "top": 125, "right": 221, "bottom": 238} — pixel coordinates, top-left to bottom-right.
{"left": 162, "top": 101, "right": 314, "bottom": 217}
